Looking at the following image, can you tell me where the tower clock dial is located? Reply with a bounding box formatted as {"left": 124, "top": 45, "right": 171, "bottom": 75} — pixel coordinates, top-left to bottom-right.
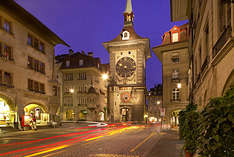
{"left": 116, "top": 57, "right": 136, "bottom": 77}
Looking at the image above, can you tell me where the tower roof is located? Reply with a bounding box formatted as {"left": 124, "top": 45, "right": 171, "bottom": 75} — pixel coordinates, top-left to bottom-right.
{"left": 124, "top": 0, "right": 133, "bottom": 13}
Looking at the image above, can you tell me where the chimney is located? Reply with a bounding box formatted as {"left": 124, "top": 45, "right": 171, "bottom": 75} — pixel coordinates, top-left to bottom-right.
{"left": 69, "top": 49, "right": 74, "bottom": 55}
{"left": 88, "top": 52, "right": 93, "bottom": 57}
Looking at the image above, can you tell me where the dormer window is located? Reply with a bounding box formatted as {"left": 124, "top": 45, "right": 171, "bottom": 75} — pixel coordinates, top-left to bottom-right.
{"left": 66, "top": 60, "right": 70, "bottom": 67}
{"left": 122, "top": 31, "right": 130, "bottom": 40}
{"left": 79, "top": 59, "right": 84, "bottom": 66}
{"left": 172, "top": 32, "right": 179, "bottom": 42}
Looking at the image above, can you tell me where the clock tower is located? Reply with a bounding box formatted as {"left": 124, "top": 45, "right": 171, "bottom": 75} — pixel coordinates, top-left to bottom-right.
{"left": 103, "top": 0, "right": 151, "bottom": 122}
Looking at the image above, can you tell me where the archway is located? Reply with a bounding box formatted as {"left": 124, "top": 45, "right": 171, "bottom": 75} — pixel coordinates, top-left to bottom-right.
{"left": 24, "top": 104, "right": 49, "bottom": 126}
{"left": 0, "top": 95, "right": 16, "bottom": 127}
{"left": 222, "top": 70, "right": 234, "bottom": 95}
{"left": 170, "top": 109, "right": 181, "bottom": 127}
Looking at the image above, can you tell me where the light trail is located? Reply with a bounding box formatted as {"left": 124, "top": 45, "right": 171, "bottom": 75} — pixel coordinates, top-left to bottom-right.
{"left": 0, "top": 125, "right": 142, "bottom": 157}
{"left": 0, "top": 127, "right": 107, "bottom": 148}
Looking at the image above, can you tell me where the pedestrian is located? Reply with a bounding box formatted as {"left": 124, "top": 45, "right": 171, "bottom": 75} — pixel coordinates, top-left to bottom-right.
{"left": 30, "top": 112, "right": 37, "bottom": 131}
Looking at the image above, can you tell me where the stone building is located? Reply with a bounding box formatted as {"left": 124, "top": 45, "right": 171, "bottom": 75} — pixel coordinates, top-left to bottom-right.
{"left": 103, "top": 0, "right": 151, "bottom": 122}
{"left": 153, "top": 24, "right": 189, "bottom": 126}
{"left": 147, "top": 84, "right": 163, "bottom": 122}
{"left": 55, "top": 50, "right": 109, "bottom": 122}
{"left": 170, "top": 0, "right": 234, "bottom": 110}
{"left": 0, "top": 0, "right": 68, "bottom": 128}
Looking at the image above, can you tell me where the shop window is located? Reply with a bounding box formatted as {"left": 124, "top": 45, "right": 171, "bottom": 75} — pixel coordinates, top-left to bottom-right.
{"left": 172, "top": 88, "right": 180, "bottom": 101}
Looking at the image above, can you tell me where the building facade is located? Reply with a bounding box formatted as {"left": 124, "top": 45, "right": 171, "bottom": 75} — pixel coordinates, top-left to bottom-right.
{"left": 0, "top": 0, "right": 68, "bottom": 128}
{"left": 153, "top": 24, "right": 189, "bottom": 126}
{"left": 147, "top": 84, "right": 163, "bottom": 122}
{"left": 56, "top": 50, "right": 109, "bottom": 122}
{"left": 170, "top": 0, "right": 234, "bottom": 110}
{"left": 103, "top": 0, "right": 151, "bottom": 122}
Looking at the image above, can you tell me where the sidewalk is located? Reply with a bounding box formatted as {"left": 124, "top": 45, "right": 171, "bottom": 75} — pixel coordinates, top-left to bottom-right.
{"left": 147, "top": 129, "right": 184, "bottom": 157}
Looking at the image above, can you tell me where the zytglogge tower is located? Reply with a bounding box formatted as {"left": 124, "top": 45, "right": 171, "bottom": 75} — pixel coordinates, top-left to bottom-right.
{"left": 103, "top": 0, "right": 151, "bottom": 122}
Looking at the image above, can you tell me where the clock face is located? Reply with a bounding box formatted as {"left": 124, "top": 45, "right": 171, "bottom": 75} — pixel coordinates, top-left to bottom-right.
{"left": 116, "top": 57, "right": 136, "bottom": 78}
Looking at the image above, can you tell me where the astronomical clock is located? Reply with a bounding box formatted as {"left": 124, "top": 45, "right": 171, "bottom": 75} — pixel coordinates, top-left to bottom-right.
{"left": 115, "top": 50, "right": 137, "bottom": 85}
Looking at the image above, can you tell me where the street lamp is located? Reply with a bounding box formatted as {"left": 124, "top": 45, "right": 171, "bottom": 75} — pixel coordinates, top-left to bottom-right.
{"left": 101, "top": 73, "right": 109, "bottom": 121}
{"left": 177, "top": 83, "right": 182, "bottom": 89}
{"left": 69, "top": 88, "right": 74, "bottom": 93}
{"left": 157, "top": 100, "right": 160, "bottom": 105}
{"left": 102, "top": 73, "right": 109, "bottom": 81}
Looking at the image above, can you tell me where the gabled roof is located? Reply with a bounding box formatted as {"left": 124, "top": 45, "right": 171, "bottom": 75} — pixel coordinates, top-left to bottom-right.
{"left": 0, "top": 0, "right": 69, "bottom": 47}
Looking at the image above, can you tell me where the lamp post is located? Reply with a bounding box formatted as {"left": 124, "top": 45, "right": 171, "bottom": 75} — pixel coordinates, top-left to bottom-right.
{"left": 101, "top": 73, "right": 109, "bottom": 122}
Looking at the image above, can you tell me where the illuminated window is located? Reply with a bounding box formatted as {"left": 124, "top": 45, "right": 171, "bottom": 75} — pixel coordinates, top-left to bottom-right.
{"left": 172, "top": 88, "right": 180, "bottom": 101}
{"left": 79, "top": 59, "right": 84, "bottom": 66}
{"left": 66, "top": 60, "right": 70, "bottom": 67}
{"left": 172, "top": 32, "right": 179, "bottom": 42}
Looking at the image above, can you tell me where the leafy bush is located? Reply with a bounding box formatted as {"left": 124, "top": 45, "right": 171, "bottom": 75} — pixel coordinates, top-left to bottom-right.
{"left": 198, "top": 87, "right": 234, "bottom": 157}
{"left": 179, "top": 103, "right": 200, "bottom": 154}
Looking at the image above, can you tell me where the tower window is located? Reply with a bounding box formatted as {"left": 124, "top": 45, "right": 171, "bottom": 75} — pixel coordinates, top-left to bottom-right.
{"left": 172, "top": 70, "right": 179, "bottom": 80}
{"left": 171, "top": 56, "right": 180, "bottom": 63}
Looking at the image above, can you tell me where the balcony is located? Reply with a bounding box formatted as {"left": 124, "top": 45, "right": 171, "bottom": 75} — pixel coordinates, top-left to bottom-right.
{"left": 212, "top": 26, "right": 232, "bottom": 58}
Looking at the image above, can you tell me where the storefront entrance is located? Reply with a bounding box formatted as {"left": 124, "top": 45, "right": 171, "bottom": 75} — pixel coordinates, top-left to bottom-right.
{"left": 121, "top": 107, "right": 130, "bottom": 122}
{"left": 170, "top": 110, "right": 180, "bottom": 127}
{"left": 24, "top": 104, "right": 49, "bottom": 126}
{"left": 0, "top": 97, "right": 15, "bottom": 127}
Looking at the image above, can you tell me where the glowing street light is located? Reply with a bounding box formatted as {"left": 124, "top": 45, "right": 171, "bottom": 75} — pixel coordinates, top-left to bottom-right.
{"left": 157, "top": 101, "right": 160, "bottom": 105}
{"left": 69, "top": 88, "right": 74, "bottom": 93}
{"left": 102, "top": 73, "right": 109, "bottom": 80}
{"left": 177, "top": 83, "right": 182, "bottom": 89}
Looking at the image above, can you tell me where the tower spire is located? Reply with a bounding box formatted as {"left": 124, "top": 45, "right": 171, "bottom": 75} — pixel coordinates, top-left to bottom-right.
{"left": 124, "top": 0, "right": 134, "bottom": 26}
{"left": 124, "top": 0, "right": 133, "bottom": 14}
